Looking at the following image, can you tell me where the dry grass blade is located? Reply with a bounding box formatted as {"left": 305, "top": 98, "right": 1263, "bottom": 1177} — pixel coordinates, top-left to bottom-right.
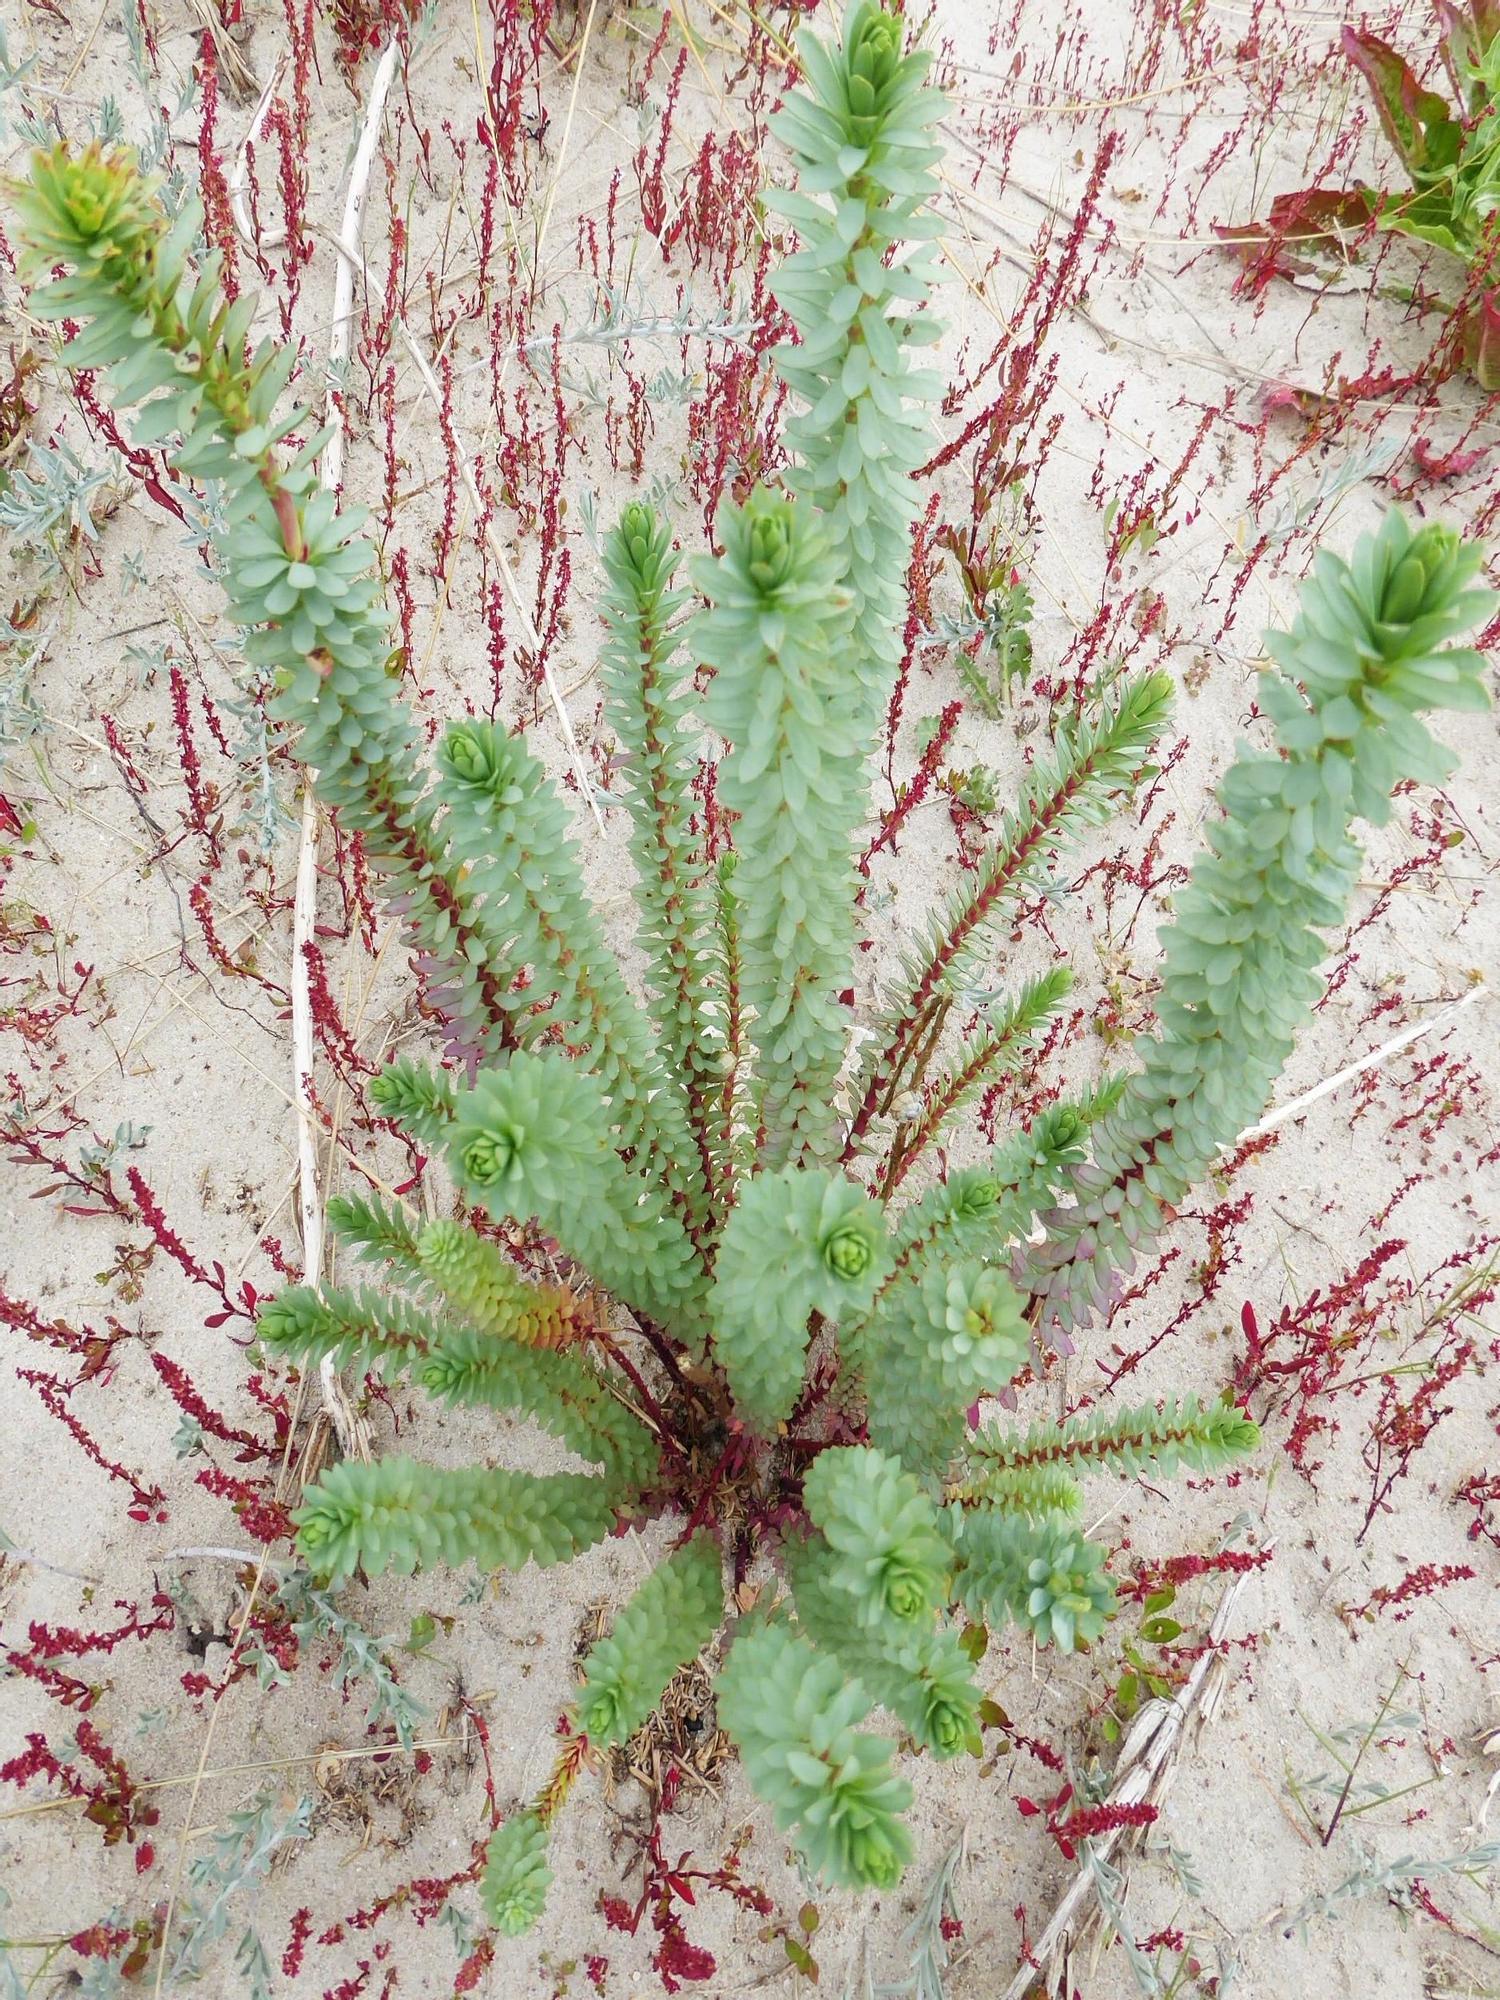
{"left": 230, "top": 54, "right": 289, "bottom": 250}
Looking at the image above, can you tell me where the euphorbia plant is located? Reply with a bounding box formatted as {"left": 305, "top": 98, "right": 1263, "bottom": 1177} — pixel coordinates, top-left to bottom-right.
{"left": 1216, "top": 3, "right": 1500, "bottom": 385}
{"left": 15, "top": 0, "right": 1492, "bottom": 1936}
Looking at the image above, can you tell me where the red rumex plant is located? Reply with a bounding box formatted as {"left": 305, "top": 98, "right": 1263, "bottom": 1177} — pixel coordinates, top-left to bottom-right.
{"left": 0, "top": 1719, "right": 159, "bottom": 1854}
{"left": 1216, "top": 6, "right": 1500, "bottom": 386}
{"left": 1017, "top": 1780, "right": 1158, "bottom": 1862}
{"left": 601, "top": 1805, "right": 772, "bottom": 1994}
{"left": 1343, "top": 1562, "right": 1478, "bottom": 1628}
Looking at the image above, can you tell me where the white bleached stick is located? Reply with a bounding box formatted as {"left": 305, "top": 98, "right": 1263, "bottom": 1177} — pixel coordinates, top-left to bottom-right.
{"left": 229, "top": 53, "right": 288, "bottom": 252}
{"left": 1021, "top": 985, "right": 1489, "bottom": 1249}
{"left": 295, "top": 41, "right": 401, "bottom": 1461}
{"left": 1235, "top": 981, "right": 1487, "bottom": 1144}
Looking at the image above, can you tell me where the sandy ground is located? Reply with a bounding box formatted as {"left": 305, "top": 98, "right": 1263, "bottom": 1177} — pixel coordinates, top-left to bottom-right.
{"left": 1, "top": 0, "right": 1497, "bottom": 1996}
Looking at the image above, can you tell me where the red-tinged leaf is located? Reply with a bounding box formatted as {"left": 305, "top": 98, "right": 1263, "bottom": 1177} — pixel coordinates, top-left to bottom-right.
{"left": 142, "top": 477, "right": 188, "bottom": 525}
{"left": 204, "top": 1312, "right": 231, "bottom": 1329}
{"left": 1210, "top": 220, "right": 1288, "bottom": 274}
{"left": 666, "top": 1873, "right": 697, "bottom": 1905}
{"left": 1215, "top": 186, "right": 1376, "bottom": 293}
{"left": 454, "top": 1938, "right": 495, "bottom": 1992}
{"left": 1264, "top": 185, "right": 1378, "bottom": 239}
{"left": 1410, "top": 434, "right": 1490, "bottom": 480}
{"left": 70, "top": 1925, "right": 129, "bottom": 1961}
{"left": 656, "top": 1937, "right": 715, "bottom": 1983}
{"left": 0, "top": 792, "right": 22, "bottom": 837}
{"left": 1016, "top": 1796, "right": 1041, "bottom": 1816}
{"left": 1241, "top": 1300, "right": 1260, "bottom": 1342}
{"left": 1258, "top": 381, "right": 1325, "bottom": 422}
{"left": 135, "top": 1841, "right": 155, "bottom": 1873}
{"left": 1341, "top": 28, "right": 1462, "bottom": 179}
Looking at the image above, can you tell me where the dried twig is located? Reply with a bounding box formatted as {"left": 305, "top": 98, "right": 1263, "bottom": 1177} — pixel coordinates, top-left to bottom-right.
{"left": 183, "top": 0, "right": 259, "bottom": 99}
{"left": 0, "top": 1733, "right": 475, "bottom": 1826}
{"left": 149, "top": 1547, "right": 274, "bottom": 2000}
{"left": 1469, "top": 1728, "right": 1500, "bottom": 1838}
{"left": 1002, "top": 1554, "right": 1268, "bottom": 2000}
